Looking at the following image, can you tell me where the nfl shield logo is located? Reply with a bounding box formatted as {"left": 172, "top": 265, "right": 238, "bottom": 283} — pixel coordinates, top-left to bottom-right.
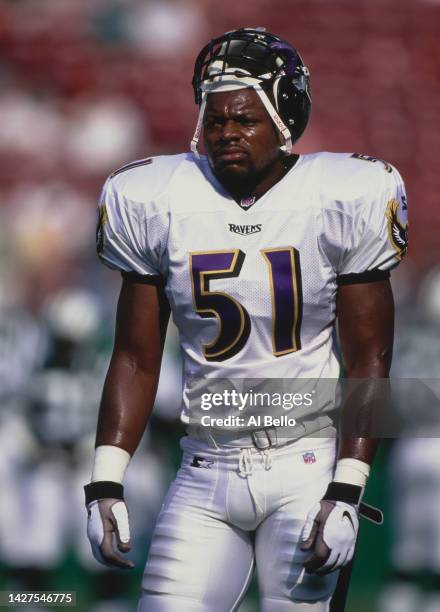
{"left": 239, "top": 196, "right": 256, "bottom": 210}
{"left": 302, "top": 451, "right": 316, "bottom": 464}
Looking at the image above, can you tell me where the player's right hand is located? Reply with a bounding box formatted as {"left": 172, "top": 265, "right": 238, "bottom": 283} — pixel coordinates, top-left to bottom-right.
{"left": 300, "top": 499, "right": 358, "bottom": 574}
{"left": 84, "top": 482, "right": 134, "bottom": 569}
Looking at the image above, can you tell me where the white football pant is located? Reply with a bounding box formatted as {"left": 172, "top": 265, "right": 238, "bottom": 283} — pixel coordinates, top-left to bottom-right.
{"left": 138, "top": 435, "right": 338, "bottom": 611}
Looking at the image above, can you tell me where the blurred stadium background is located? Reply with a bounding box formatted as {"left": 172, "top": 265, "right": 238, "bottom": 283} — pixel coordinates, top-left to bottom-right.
{"left": 0, "top": 0, "right": 439, "bottom": 610}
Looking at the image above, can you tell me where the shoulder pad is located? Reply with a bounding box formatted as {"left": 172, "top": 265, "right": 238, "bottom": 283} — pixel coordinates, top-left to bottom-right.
{"left": 109, "top": 154, "right": 187, "bottom": 203}
{"left": 110, "top": 157, "right": 153, "bottom": 178}
{"left": 317, "top": 152, "right": 399, "bottom": 205}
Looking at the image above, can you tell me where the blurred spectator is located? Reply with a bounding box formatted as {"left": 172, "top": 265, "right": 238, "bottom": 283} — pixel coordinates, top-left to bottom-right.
{"left": 64, "top": 95, "right": 148, "bottom": 173}
{"left": 0, "top": 87, "right": 63, "bottom": 166}
{"left": 126, "top": 0, "right": 208, "bottom": 57}
{"left": 3, "top": 182, "right": 94, "bottom": 308}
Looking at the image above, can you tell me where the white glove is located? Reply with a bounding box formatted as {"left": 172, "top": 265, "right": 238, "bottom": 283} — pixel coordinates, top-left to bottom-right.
{"left": 300, "top": 498, "right": 359, "bottom": 575}
{"left": 301, "top": 460, "right": 384, "bottom": 575}
{"left": 85, "top": 482, "right": 134, "bottom": 569}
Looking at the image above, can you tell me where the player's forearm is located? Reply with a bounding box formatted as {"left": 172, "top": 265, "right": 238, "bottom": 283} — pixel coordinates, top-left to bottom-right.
{"left": 338, "top": 355, "right": 390, "bottom": 465}
{"left": 337, "top": 437, "right": 379, "bottom": 467}
{"left": 332, "top": 350, "right": 390, "bottom": 509}
{"left": 95, "top": 351, "right": 161, "bottom": 455}
{"left": 342, "top": 348, "right": 393, "bottom": 380}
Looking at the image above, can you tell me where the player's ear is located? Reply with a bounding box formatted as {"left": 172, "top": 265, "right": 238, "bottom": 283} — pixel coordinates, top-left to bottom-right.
{"left": 276, "top": 128, "right": 288, "bottom": 151}
{"left": 276, "top": 131, "right": 283, "bottom": 147}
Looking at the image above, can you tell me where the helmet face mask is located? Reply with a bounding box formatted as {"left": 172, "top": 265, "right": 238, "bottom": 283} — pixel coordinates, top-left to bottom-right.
{"left": 191, "top": 28, "right": 311, "bottom": 156}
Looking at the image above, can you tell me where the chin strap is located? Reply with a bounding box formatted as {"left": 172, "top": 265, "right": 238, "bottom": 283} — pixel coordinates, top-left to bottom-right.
{"left": 254, "top": 85, "right": 292, "bottom": 155}
{"left": 190, "top": 92, "right": 207, "bottom": 158}
{"left": 190, "top": 85, "right": 293, "bottom": 157}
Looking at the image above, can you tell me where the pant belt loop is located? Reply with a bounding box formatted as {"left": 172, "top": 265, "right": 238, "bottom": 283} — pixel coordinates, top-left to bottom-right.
{"left": 251, "top": 427, "right": 278, "bottom": 449}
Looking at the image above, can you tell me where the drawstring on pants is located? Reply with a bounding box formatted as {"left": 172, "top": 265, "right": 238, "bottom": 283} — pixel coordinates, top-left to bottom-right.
{"left": 238, "top": 447, "right": 273, "bottom": 516}
{"left": 238, "top": 447, "right": 273, "bottom": 477}
{"left": 262, "top": 448, "right": 273, "bottom": 471}
{"left": 238, "top": 448, "right": 254, "bottom": 476}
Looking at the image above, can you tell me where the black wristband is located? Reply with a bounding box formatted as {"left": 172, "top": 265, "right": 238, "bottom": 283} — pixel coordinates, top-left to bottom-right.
{"left": 323, "top": 481, "right": 363, "bottom": 505}
{"left": 84, "top": 481, "right": 124, "bottom": 505}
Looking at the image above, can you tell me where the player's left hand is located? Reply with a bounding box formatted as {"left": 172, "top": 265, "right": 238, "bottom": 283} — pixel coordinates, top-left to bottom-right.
{"left": 86, "top": 498, "right": 134, "bottom": 569}
{"left": 84, "top": 481, "right": 134, "bottom": 569}
{"left": 300, "top": 499, "right": 359, "bottom": 575}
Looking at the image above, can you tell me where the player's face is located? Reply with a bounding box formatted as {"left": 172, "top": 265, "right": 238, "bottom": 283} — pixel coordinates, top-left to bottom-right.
{"left": 203, "top": 89, "right": 282, "bottom": 188}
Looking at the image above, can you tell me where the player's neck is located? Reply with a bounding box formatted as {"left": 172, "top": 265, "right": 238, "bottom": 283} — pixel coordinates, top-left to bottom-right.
{"left": 220, "top": 154, "right": 299, "bottom": 204}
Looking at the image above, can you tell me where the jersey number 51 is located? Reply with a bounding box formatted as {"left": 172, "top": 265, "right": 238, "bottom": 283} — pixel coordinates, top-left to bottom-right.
{"left": 190, "top": 248, "right": 303, "bottom": 362}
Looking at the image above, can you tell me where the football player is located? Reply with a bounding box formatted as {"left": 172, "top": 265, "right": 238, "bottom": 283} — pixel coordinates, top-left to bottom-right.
{"left": 85, "top": 28, "right": 408, "bottom": 611}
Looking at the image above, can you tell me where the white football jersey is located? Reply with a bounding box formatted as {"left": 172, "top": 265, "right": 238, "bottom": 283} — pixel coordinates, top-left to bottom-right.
{"left": 97, "top": 152, "right": 408, "bottom": 427}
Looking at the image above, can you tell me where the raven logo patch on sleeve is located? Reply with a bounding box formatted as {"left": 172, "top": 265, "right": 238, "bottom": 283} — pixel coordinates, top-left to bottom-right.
{"left": 351, "top": 153, "right": 393, "bottom": 173}
{"left": 386, "top": 198, "right": 408, "bottom": 259}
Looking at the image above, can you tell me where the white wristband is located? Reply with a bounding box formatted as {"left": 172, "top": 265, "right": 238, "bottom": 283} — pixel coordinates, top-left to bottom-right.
{"left": 91, "top": 445, "right": 131, "bottom": 484}
{"left": 333, "top": 458, "right": 370, "bottom": 489}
